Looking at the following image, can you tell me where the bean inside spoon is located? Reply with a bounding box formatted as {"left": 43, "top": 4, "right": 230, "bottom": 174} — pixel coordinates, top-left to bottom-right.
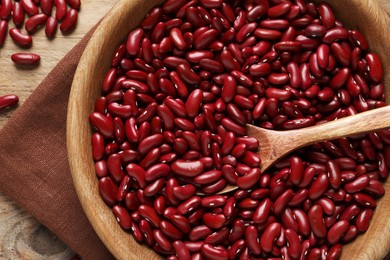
{"left": 197, "top": 105, "right": 390, "bottom": 195}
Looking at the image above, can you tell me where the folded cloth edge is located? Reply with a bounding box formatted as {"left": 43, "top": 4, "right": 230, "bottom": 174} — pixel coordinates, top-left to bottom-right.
{"left": 0, "top": 24, "right": 114, "bottom": 260}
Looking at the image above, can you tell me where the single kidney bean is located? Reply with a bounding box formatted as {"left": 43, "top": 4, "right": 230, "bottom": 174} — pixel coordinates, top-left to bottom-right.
{"left": 308, "top": 205, "right": 327, "bottom": 238}
{"left": 12, "top": 2, "right": 25, "bottom": 28}
{"left": 0, "top": 94, "right": 19, "bottom": 110}
{"left": 10, "top": 52, "right": 40, "bottom": 65}
{"left": 0, "top": 20, "right": 8, "bottom": 46}
{"left": 365, "top": 53, "right": 383, "bottom": 83}
{"left": 327, "top": 220, "right": 349, "bottom": 245}
{"left": 40, "top": 0, "right": 54, "bottom": 15}
{"left": 60, "top": 8, "right": 78, "bottom": 33}
{"left": 318, "top": 3, "right": 335, "bottom": 29}
{"left": 112, "top": 205, "right": 132, "bottom": 230}
{"left": 9, "top": 28, "right": 32, "bottom": 47}
{"left": 45, "top": 16, "right": 58, "bottom": 38}
{"left": 25, "top": 14, "right": 48, "bottom": 33}
{"left": 54, "top": 0, "right": 67, "bottom": 20}
{"left": 98, "top": 177, "right": 118, "bottom": 207}
{"left": 260, "top": 222, "right": 281, "bottom": 252}
{"left": 0, "top": 0, "right": 12, "bottom": 20}
{"left": 21, "top": 0, "right": 39, "bottom": 16}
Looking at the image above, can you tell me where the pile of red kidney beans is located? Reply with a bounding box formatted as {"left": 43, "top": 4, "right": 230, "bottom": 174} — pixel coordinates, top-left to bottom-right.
{"left": 89, "top": 0, "right": 390, "bottom": 259}
{"left": 0, "top": 0, "right": 80, "bottom": 111}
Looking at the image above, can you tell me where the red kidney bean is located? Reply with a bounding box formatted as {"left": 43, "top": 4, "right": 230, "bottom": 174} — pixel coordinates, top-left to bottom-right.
{"left": 54, "top": 0, "right": 67, "bottom": 20}
{"left": 260, "top": 222, "right": 281, "bottom": 252}
{"left": 25, "top": 13, "right": 48, "bottom": 33}
{"left": 89, "top": 112, "right": 113, "bottom": 139}
{"left": 160, "top": 220, "right": 183, "bottom": 240}
{"left": 344, "top": 174, "right": 370, "bottom": 193}
{"left": 327, "top": 220, "right": 349, "bottom": 245}
{"left": 308, "top": 205, "right": 327, "bottom": 238}
{"left": 254, "top": 28, "right": 282, "bottom": 41}
{"left": 162, "top": 0, "right": 186, "bottom": 14}
{"left": 40, "top": 0, "right": 53, "bottom": 15}
{"left": 308, "top": 173, "right": 329, "bottom": 200}
{"left": 126, "top": 163, "right": 146, "bottom": 188}
{"left": 330, "top": 42, "right": 350, "bottom": 67}
{"left": 59, "top": 8, "right": 78, "bottom": 33}
{"left": 189, "top": 225, "right": 211, "bottom": 241}
{"left": 153, "top": 230, "right": 173, "bottom": 252}
{"left": 194, "top": 170, "right": 222, "bottom": 185}
{"left": 293, "top": 209, "right": 310, "bottom": 236}
{"left": 185, "top": 89, "right": 203, "bottom": 118}
{"left": 107, "top": 153, "right": 124, "bottom": 183}
{"left": 305, "top": 24, "right": 326, "bottom": 38}
{"left": 9, "top": 28, "right": 32, "bottom": 47}
{"left": 200, "top": 244, "right": 228, "bottom": 260}
{"left": 177, "top": 63, "right": 201, "bottom": 85}
{"left": 193, "top": 28, "right": 218, "bottom": 50}
{"left": 172, "top": 241, "right": 190, "bottom": 260}
{"left": 236, "top": 167, "right": 261, "bottom": 190}
{"left": 353, "top": 193, "right": 377, "bottom": 208}
{"left": 143, "top": 164, "right": 170, "bottom": 182}
{"left": 339, "top": 203, "right": 360, "bottom": 223}
{"left": 95, "top": 160, "right": 108, "bottom": 178}
{"left": 139, "top": 204, "right": 161, "bottom": 228}
{"left": 141, "top": 7, "right": 162, "bottom": 30}
{"left": 0, "top": 20, "right": 9, "bottom": 46}
{"left": 137, "top": 134, "right": 163, "bottom": 155}
{"left": 323, "top": 27, "right": 349, "bottom": 44}
{"left": 169, "top": 28, "right": 186, "bottom": 50}
{"left": 288, "top": 189, "right": 308, "bottom": 208}
{"left": 203, "top": 212, "right": 226, "bottom": 229}
{"left": 267, "top": 2, "right": 291, "bottom": 18}
{"left": 139, "top": 219, "right": 154, "bottom": 246}
{"left": 318, "top": 3, "right": 335, "bottom": 29}
{"left": 244, "top": 225, "right": 261, "bottom": 255}
{"left": 67, "top": 0, "right": 80, "bottom": 9}
{"left": 365, "top": 53, "right": 383, "bottom": 83}
{"left": 20, "top": 0, "right": 38, "bottom": 16}
{"left": 112, "top": 205, "right": 132, "bottom": 230}
{"left": 327, "top": 244, "right": 342, "bottom": 260}
{"left": 171, "top": 160, "right": 204, "bottom": 178}
{"left": 98, "top": 177, "right": 118, "bottom": 207}
{"left": 274, "top": 189, "right": 293, "bottom": 215}
{"left": 44, "top": 15, "right": 58, "bottom": 38}
{"left": 126, "top": 28, "right": 144, "bottom": 56}
{"left": 281, "top": 208, "right": 299, "bottom": 233}
{"left": 355, "top": 208, "right": 374, "bottom": 232}
{"left": 10, "top": 52, "right": 41, "bottom": 65}
{"left": 0, "top": 0, "right": 12, "bottom": 20}
{"left": 325, "top": 160, "right": 341, "bottom": 189}
{"left": 284, "top": 229, "right": 302, "bottom": 259}
{"left": 125, "top": 192, "right": 140, "bottom": 211}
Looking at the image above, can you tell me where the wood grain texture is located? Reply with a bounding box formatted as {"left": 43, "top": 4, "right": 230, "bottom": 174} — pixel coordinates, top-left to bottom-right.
{"left": 0, "top": 1, "right": 117, "bottom": 259}
{"left": 67, "top": 0, "right": 390, "bottom": 260}
{"left": 249, "top": 105, "right": 390, "bottom": 171}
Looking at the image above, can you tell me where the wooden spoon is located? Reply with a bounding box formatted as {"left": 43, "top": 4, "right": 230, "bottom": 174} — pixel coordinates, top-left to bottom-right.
{"left": 209, "top": 105, "right": 390, "bottom": 195}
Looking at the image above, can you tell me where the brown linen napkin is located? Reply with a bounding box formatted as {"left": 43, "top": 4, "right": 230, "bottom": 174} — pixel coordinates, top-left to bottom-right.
{"left": 0, "top": 26, "right": 113, "bottom": 259}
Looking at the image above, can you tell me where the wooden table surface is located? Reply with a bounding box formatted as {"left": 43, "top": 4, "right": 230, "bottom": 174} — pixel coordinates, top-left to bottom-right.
{"left": 0, "top": 0, "right": 389, "bottom": 259}
{"left": 0, "top": 1, "right": 118, "bottom": 258}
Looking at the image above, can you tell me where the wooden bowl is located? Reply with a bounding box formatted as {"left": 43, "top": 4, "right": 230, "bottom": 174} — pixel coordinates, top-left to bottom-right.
{"left": 67, "top": 0, "right": 390, "bottom": 259}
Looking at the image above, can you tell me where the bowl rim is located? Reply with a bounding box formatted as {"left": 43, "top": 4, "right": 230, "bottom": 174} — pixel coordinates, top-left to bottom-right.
{"left": 67, "top": 0, "right": 390, "bottom": 259}
{"left": 67, "top": 0, "right": 164, "bottom": 258}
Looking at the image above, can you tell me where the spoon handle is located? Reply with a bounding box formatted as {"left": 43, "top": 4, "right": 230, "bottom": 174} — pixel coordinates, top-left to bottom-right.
{"left": 290, "top": 105, "right": 390, "bottom": 148}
